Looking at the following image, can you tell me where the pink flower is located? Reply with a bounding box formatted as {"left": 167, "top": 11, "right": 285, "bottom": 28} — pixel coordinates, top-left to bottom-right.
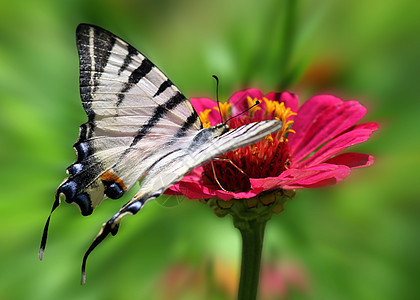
{"left": 167, "top": 89, "right": 377, "bottom": 201}
{"left": 259, "top": 261, "right": 310, "bottom": 299}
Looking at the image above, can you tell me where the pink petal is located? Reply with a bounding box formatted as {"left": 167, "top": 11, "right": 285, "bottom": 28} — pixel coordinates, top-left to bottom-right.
{"left": 215, "top": 188, "right": 264, "bottom": 200}
{"left": 229, "top": 89, "right": 265, "bottom": 119}
{"left": 294, "top": 122, "right": 378, "bottom": 168}
{"left": 325, "top": 153, "right": 375, "bottom": 168}
{"left": 250, "top": 163, "right": 351, "bottom": 190}
{"left": 289, "top": 95, "right": 367, "bottom": 163}
{"left": 165, "top": 167, "right": 204, "bottom": 195}
{"left": 190, "top": 98, "right": 221, "bottom": 125}
{"left": 282, "top": 164, "right": 351, "bottom": 189}
{"left": 167, "top": 181, "right": 214, "bottom": 199}
{"left": 167, "top": 180, "right": 263, "bottom": 201}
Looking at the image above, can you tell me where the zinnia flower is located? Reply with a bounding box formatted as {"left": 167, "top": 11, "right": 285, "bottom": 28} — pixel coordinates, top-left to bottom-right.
{"left": 167, "top": 89, "right": 377, "bottom": 201}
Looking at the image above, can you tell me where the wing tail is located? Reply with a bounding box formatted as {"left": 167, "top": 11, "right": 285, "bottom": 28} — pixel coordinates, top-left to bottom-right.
{"left": 39, "top": 191, "right": 61, "bottom": 261}
{"left": 80, "top": 189, "right": 163, "bottom": 284}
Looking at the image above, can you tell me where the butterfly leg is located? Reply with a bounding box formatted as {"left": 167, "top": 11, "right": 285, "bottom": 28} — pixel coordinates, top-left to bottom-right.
{"left": 213, "top": 158, "right": 247, "bottom": 176}
{"left": 210, "top": 158, "right": 249, "bottom": 192}
{"left": 210, "top": 161, "right": 229, "bottom": 192}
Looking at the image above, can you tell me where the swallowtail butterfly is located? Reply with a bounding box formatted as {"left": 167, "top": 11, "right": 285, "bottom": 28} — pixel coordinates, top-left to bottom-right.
{"left": 39, "top": 24, "right": 282, "bottom": 283}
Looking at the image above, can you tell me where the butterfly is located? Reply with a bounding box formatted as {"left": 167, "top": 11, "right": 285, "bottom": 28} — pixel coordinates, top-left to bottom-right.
{"left": 39, "top": 24, "right": 283, "bottom": 283}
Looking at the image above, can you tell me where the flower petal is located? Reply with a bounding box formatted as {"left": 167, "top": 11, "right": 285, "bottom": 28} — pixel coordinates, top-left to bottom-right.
{"left": 166, "top": 167, "right": 264, "bottom": 200}
{"left": 215, "top": 188, "right": 264, "bottom": 201}
{"left": 281, "top": 164, "right": 351, "bottom": 189}
{"left": 166, "top": 180, "right": 263, "bottom": 201}
{"left": 229, "top": 89, "right": 265, "bottom": 120}
{"left": 294, "top": 122, "right": 378, "bottom": 168}
{"left": 190, "top": 98, "right": 221, "bottom": 126}
{"left": 250, "top": 163, "right": 351, "bottom": 190}
{"left": 325, "top": 153, "right": 375, "bottom": 168}
{"left": 289, "top": 95, "right": 367, "bottom": 163}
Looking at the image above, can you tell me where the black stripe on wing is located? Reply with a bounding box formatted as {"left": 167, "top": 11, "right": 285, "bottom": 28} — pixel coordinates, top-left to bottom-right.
{"left": 116, "top": 58, "right": 154, "bottom": 106}
{"left": 131, "top": 91, "right": 187, "bottom": 147}
{"left": 113, "top": 91, "right": 196, "bottom": 167}
{"left": 118, "top": 44, "right": 138, "bottom": 75}
{"left": 153, "top": 79, "right": 173, "bottom": 97}
{"left": 77, "top": 24, "right": 116, "bottom": 122}
{"left": 173, "top": 112, "right": 201, "bottom": 139}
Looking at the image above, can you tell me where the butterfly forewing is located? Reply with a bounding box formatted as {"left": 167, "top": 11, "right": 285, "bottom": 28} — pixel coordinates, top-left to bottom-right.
{"left": 59, "top": 24, "right": 202, "bottom": 215}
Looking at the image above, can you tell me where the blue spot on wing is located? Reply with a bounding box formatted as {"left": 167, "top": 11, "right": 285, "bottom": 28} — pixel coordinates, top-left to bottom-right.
{"left": 58, "top": 180, "right": 93, "bottom": 216}
{"left": 103, "top": 182, "right": 125, "bottom": 199}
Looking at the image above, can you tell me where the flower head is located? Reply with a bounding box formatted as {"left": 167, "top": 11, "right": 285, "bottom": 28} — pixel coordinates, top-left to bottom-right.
{"left": 167, "top": 89, "right": 377, "bottom": 201}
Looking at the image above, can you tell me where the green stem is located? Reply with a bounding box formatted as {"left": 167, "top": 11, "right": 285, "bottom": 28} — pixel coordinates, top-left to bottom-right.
{"left": 235, "top": 218, "right": 267, "bottom": 300}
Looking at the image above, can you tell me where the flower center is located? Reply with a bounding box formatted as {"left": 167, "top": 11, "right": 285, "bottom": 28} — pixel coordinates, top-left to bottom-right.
{"left": 202, "top": 98, "right": 296, "bottom": 192}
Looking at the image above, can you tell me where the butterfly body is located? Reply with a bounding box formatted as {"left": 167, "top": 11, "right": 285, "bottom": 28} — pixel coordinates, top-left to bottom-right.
{"left": 40, "top": 24, "right": 283, "bottom": 282}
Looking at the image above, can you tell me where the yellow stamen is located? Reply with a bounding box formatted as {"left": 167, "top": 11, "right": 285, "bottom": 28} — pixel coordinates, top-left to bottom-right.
{"left": 263, "top": 97, "right": 277, "bottom": 119}
{"left": 264, "top": 134, "right": 274, "bottom": 148}
{"left": 213, "top": 102, "right": 231, "bottom": 121}
{"left": 274, "top": 102, "right": 297, "bottom": 121}
{"left": 273, "top": 101, "right": 297, "bottom": 137}
{"left": 247, "top": 96, "right": 261, "bottom": 118}
{"left": 199, "top": 109, "right": 212, "bottom": 128}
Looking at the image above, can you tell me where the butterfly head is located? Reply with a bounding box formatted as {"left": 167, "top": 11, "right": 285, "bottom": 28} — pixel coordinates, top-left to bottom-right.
{"left": 193, "top": 123, "right": 229, "bottom": 146}
{"left": 212, "top": 122, "right": 230, "bottom": 136}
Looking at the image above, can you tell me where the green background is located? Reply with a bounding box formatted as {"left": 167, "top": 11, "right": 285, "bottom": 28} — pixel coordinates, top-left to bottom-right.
{"left": 0, "top": 0, "right": 419, "bottom": 299}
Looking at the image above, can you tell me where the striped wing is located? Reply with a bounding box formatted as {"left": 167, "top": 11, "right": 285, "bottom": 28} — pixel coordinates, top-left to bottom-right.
{"left": 38, "top": 24, "right": 201, "bottom": 260}
{"left": 81, "top": 120, "right": 283, "bottom": 283}
{"left": 58, "top": 24, "right": 202, "bottom": 216}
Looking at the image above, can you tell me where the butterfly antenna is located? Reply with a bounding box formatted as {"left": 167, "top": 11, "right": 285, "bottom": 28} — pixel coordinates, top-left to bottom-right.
{"left": 39, "top": 192, "right": 61, "bottom": 261}
{"left": 212, "top": 75, "right": 224, "bottom": 123}
{"left": 225, "top": 100, "right": 261, "bottom": 124}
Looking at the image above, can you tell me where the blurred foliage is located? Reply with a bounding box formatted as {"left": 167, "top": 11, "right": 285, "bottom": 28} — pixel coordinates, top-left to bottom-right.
{"left": 0, "top": 0, "right": 419, "bottom": 299}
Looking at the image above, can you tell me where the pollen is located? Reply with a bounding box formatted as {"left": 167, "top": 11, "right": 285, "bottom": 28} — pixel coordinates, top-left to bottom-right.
{"left": 199, "top": 109, "right": 212, "bottom": 128}
{"left": 273, "top": 102, "right": 297, "bottom": 138}
{"left": 214, "top": 102, "right": 231, "bottom": 121}
{"left": 262, "top": 134, "right": 274, "bottom": 148}
{"left": 263, "top": 98, "right": 277, "bottom": 119}
{"left": 247, "top": 96, "right": 262, "bottom": 118}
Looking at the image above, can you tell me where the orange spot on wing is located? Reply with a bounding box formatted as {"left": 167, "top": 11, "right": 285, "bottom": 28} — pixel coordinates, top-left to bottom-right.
{"left": 100, "top": 170, "right": 127, "bottom": 190}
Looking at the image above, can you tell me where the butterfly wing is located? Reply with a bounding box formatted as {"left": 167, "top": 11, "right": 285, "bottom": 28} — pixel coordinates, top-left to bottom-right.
{"left": 60, "top": 24, "right": 202, "bottom": 215}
